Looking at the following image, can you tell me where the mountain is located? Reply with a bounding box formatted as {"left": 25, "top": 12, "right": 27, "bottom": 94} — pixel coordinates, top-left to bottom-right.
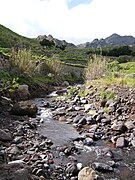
{"left": 0, "top": 24, "right": 40, "bottom": 48}
{"left": 78, "top": 33, "right": 135, "bottom": 48}
{"left": 0, "top": 24, "right": 76, "bottom": 49}
{"left": 36, "top": 34, "right": 76, "bottom": 48}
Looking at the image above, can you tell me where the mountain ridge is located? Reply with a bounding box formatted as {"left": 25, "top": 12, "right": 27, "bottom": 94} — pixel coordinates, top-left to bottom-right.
{"left": 1, "top": 24, "right": 135, "bottom": 49}
{"left": 78, "top": 33, "right": 135, "bottom": 48}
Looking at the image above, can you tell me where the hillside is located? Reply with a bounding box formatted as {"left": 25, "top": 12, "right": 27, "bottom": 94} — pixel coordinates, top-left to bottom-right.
{"left": 78, "top": 33, "right": 135, "bottom": 48}
{"left": 0, "top": 24, "right": 40, "bottom": 48}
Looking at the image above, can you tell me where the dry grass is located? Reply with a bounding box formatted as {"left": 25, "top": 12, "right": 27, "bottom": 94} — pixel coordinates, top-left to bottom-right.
{"left": 11, "top": 48, "right": 40, "bottom": 77}
{"left": 84, "top": 55, "right": 106, "bottom": 83}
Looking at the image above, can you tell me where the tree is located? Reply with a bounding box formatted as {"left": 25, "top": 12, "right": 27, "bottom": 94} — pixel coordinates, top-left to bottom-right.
{"left": 40, "top": 39, "right": 55, "bottom": 48}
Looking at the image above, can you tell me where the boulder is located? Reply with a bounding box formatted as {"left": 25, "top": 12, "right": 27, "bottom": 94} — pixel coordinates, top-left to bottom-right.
{"left": 0, "top": 163, "right": 31, "bottom": 180}
{"left": 17, "top": 84, "right": 30, "bottom": 100}
{"left": 78, "top": 167, "right": 98, "bottom": 180}
{"left": 11, "top": 100, "right": 38, "bottom": 117}
{"left": 0, "top": 129, "right": 12, "bottom": 141}
{"left": 0, "top": 96, "right": 12, "bottom": 106}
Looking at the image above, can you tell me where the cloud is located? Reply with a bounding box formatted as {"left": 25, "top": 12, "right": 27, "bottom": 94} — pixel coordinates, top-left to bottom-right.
{"left": 0, "top": 0, "right": 135, "bottom": 44}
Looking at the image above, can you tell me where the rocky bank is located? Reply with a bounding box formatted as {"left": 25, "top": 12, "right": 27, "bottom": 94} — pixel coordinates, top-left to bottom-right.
{"left": 0, "top": 83, "right": 135, "bottom": 180}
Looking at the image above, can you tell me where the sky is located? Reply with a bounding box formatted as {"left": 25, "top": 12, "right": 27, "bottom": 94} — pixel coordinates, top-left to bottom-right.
{"left": 0, "top": 0, "right": 135, "bottom": 45}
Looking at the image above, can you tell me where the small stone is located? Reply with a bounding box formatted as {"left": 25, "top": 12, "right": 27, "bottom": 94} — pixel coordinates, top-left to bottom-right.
{"left": 83, "top": 138, "right": 94, "bottom": 146}
{"left": 84, "top": 104, "right": 92, "bottom": 112}
{"left": 124, "top": 121, "right": 135, "bottom": 130}
{"left": 116, "top": 137, "right": 125, "bottom": 148}
{"left": 131, "top": 139, "right": 135, "bottom": 147}
{"left": 66, "top": 163, "right": 78, "bottom": 175}
{"left": 59, "top": 116, "right": 66, "bottom": 122}
{"left": 78, "top": 117, "right": 87, "bottom": 125}
{"left": 92, "top": 162, "right": 113, "bottom": 172}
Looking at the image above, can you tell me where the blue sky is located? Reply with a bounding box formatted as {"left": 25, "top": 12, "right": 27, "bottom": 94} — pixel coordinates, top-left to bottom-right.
{"left": 0, "top": 0, "right": 135, "bottom": 45}
{"left": 67, "top": 0, "right": 93, "bottom": 9}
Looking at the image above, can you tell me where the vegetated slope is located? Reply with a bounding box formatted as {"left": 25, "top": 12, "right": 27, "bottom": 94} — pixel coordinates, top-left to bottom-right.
{"left": 0, "top": 24, "right": 40, "bottom": 48}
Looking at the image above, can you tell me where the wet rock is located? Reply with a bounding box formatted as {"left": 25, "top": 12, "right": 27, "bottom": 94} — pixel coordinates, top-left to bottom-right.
{"left": 0, "top": 129, "right": 12, "bottom": 141}
{"left": 116, "top": 137, "right": 125, "bottom": 148}
{"left": 11, "top": 101, "right": 38, "bottom": 117}
{"left": 0, "top": 149, "right": 6, "bottom": 163}
{"left": 66, "top": 163, "right": 78, "bottom": 175}
{"left": 101, "top": 148, "right": 114, "bottom": 158}
{"left": 78, "top": 117, "right": 87, "bottom": 125}
{"left": 73, "top": 115, "right": 84, "bottom": 124}
{"left": 78, "top": 166, "right": 99, "bottom": 180}
{"left": 13, "top": 136, "right": 23, "bottom": 144}
{"left": 83, "top": 138, "right": 94, "bottom": 146}
{"left": 92, "top": 162, "right": 114, "bottom": 172}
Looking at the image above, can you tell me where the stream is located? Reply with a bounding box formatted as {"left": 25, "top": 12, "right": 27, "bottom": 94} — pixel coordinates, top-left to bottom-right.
{"left": 33, "top": 94, "right": 135, "bottom": 180}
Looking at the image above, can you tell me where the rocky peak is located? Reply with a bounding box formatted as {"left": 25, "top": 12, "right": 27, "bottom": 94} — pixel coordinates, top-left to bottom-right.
{"left": 78, "top": 33, "right": 135, "bottom": 48}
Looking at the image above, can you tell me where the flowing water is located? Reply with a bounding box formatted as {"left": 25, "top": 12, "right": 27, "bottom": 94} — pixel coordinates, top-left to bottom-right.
{"left": 33, "top": 96, "right": 135, "bottom": 180}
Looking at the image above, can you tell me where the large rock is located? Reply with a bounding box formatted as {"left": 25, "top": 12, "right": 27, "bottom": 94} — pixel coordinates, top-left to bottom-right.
{"left": 0, "top": 129, "right": 12, "bottom": 141}
{"left": 0, "top": 163, "right": 31, "bottom": 180}
{"left": 11, "top": 100, "right": 38, "bottom": 117}
{"left": 17, "top": 84, "right": 30, "bottom": 100}
{"left": 78, "top": 167, "right": 99, "bottom": 180}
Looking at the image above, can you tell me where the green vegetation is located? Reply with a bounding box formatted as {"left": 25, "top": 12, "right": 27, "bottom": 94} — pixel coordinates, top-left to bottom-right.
{"left": 0, "top": 24, "right": 40, "bottom": 49}
{"left": 0, "top": 24, "right": 135, "bottom": 97}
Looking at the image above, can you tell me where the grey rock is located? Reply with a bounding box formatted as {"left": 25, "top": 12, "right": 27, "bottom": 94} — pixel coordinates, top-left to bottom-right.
{"left": 124, "top": 121, "right": 135, "bottom": 130}
{"left": 73, "top": 115, "right": 84, "bottom": 124}
{"left": 83, "top": 138, "right": 94, "bottom": 146}
{"left": 84, "top": 104, "right": 92, "bottom": 112}
{"left": 0, "top": 96, "right": 12, "bottom": 106}
{"left": 78, "top": 117, "right": 87, "bottom": 125}
{"left": 111, "top": 121, "right": 127, "bottom": 133}
{"left": 92, "top": 162, "right": 114, "bottom": 172}
{"left": 131, "top": 139, "right": 135, "bottom": 147}
{"left": 0, "top": 129, "right": 12, "bottom": 141}
{"left": 116, "top": 136, "right": 125, "bottom": 148}
{"left": 66, "top": 163, "right": 78, "bottom": 175}
{"left": 11, "top": 100, "right": 38, "bottom": 117}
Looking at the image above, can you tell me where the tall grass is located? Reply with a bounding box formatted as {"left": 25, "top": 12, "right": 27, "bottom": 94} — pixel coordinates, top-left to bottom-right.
{"left": 11, "top": 48, "right": 40, "bottom": 77}
{"left": 84, "top": 55, "right": 106, "bottom": 83}
{"left": 42, "top": 58, "right": 64, "bottom": 83}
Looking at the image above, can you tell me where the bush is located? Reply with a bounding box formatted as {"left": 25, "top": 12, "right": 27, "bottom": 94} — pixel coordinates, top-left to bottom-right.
{"left": 11, "top": 49, "right": 40, "bottom": 77}
{"left": 41, "top": 57, "right": 64, "bottom": 84}
{"left": 84, "top": 55, "right": 106, "bottom": 83}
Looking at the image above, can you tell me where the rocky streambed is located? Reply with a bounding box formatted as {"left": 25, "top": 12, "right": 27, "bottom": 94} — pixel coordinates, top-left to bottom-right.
{"left": 0, "top": 84, "right": 135, "bottom": 180}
